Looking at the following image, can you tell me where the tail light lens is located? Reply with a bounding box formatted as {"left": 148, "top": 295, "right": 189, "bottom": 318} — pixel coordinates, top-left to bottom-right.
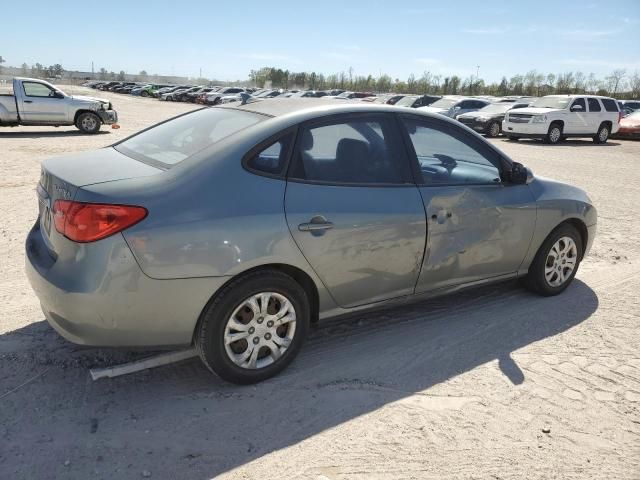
{"left": 53, "top": 200, "right": 147, "bottom": 243}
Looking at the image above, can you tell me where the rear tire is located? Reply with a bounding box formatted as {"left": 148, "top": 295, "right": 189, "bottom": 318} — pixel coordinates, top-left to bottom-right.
{"left": 522, "top": 224, "right": 583, "bottom": 296}
{"left": 196, "top": 270, "right": 310, "bottom": 384}
{"left": 544, "top": 123, "right": 563, "bottom": 144}
{"left": 75, "top": 112, "right": 101, "bottom": 134}
{"left": 593, "top": 123, "right": 610, "bottom": 144}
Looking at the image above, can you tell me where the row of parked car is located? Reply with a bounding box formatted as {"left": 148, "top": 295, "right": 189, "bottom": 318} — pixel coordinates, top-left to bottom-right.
{"left": 82, "top": 80, "right": 640, "bottom": 141}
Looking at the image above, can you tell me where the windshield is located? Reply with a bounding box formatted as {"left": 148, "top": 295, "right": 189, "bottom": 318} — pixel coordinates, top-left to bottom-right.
{"left": 336, "top": 91, "right": 353, "bottom": 98}
{"left": 531, "top": 97, "right": 571, "bottom": 109}
{"left": 478, "top": 103, "right": 512, "bottom": 114}
{"left": 429, "top": 98, "right": 458, "bottom": 109}
{"left": 115, "top": 108, "right": 265, "bottom": 167}
{"left": 395, "top": 96, "right": 419, "bottom": 107}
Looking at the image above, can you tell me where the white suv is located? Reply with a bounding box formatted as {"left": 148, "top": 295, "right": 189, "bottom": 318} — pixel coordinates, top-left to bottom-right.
{"left": 502, "top": 95, "right": 621, "bottom": 144}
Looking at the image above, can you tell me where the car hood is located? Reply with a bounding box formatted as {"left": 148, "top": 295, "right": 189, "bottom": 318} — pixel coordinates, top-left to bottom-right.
{"left": 418, "top": 106, "right": 449, "bottom": 114}
{"left": 70, "top": 95, "right": 110, "bottom": 105}
{"left": 458, "top": 111, "right": 500, "bottom": 119}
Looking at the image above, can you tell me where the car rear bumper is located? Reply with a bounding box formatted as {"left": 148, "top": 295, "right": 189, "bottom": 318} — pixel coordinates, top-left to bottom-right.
{"left": 25, "top": 221, "right": 229, "bottom": 347}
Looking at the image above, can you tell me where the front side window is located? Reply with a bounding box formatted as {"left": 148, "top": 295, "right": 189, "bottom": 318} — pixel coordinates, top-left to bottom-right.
{"left": 246, "top": 134, "right": 293, "bottom": 175}
{"left": 571, "top": 98, "right": 586, "bottom": 111}
{"left": 587, "top": 98, "right": 602, "bottom": 112}
{"left": 402, "top": 117, "right": 501, "bottom": 186}
{"left": 115, "top": 108, "right": 265, "bottom": 167}
{"left": 289, "top": 116, "right": 408, "bottom": 185}
{"left": 23, "top": 82, "right": 56, "bottom": 97}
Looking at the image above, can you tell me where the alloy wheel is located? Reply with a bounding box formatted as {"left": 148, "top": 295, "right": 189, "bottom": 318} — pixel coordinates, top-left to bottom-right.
{"left": 544, "top": 236, "right": 578, "bottom": 287}
{"left": 223, "top": 292, "right": 297, "bottom": 369}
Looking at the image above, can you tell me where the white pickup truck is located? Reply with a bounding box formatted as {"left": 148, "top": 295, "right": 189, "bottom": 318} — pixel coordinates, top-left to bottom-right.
{"left": 0, "top": 78, "right": 118, "bottom": 134}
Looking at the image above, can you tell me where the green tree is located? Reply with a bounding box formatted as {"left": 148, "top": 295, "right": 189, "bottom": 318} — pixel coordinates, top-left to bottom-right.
{"left": 117, "top": 70, "right": 126, "bottom": 81}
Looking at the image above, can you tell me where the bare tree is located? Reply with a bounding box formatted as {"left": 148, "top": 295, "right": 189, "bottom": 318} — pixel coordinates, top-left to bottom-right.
{"left": 606, "top": 69, "right": 626, "bottom": 96}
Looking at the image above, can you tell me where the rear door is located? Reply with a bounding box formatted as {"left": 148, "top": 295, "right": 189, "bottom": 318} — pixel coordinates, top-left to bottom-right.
{"left": 284, "top": 113, "right": 427, "bottom": 308}
{"left": 19, "top": 81, "right": 68, "bottom": 124}
{"left": 399, "top": 114, "right": 536, "bottom": 292}
{"left": 587, "top": 97, "right": 605, "bottom": 131}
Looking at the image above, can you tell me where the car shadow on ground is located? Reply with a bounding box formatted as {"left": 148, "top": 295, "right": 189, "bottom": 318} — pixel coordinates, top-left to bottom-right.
{"left": 0, "top": 130, "right": 111, "bottom": 139}
{"left": 500, "top": 138, "right": 621, "bottom": 147}
{"left": 0, "top": 279, "right": 598, "bottom": 479}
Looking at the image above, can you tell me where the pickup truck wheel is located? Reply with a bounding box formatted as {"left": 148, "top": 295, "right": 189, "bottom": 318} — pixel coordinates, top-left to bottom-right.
{"left": 545, "top": 123, "right": 563, "bottom": 144}
{"left": 593, "top": 123, "right": 610, "bottom": 144}
{"left": 76, "top": 112, "right": 101, "bottom": 134}
{"left": 487, "top": 121, "right": 501, "bottom": 138}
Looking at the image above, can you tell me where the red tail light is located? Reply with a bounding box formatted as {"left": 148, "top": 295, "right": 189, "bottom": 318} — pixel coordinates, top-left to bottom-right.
{"left": 53, "top": 200, "right": 147, "bottom": 243}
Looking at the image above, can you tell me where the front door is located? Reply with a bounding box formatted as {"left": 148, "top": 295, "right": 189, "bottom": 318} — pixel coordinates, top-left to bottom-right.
{"left": 285, "top": 114, "right": 427, "bottom": 308}
{"left": 20, "top": 81, "right": 68, "bottom": 124}
{"left": 399, "top": 114, "right": 536, "bottom": 292}
{"left": 567, "top": 97, "right": 588, "bottom": 134}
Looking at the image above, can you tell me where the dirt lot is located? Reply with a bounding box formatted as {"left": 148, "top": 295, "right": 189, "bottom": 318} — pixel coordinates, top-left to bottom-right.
{"left": 1, "top": 87, "right": 639, "bottom": 480}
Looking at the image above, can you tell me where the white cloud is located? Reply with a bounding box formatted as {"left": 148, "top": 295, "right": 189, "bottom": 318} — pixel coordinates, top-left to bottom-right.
{"left": 562, "top": 29, "right": 621, "bottom": 39}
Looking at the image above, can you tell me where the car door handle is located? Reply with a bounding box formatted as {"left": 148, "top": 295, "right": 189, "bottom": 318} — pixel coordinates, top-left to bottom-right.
{"left": 24, "top": 100, "right": 33, "bottom": 103}
{"left": 298, "top": 215, "right": 334, "bottom": 232}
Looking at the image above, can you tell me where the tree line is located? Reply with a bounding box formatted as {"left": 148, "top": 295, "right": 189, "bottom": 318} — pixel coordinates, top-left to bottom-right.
{"left": 250, "top": 67, "right": 640, "bottom": 99}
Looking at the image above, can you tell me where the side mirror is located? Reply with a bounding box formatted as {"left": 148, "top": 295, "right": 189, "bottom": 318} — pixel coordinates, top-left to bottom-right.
{"left": 53, "top": 91, "right": 64, "bottom": 99}
{"left": 509, "top": 162, "right": 529, "bottom": 185}
{"left": 454, "top": 106, "right": 461, "bottom": 111}
{"left": 570, "top": 104, "right": 583, "bottom": 112}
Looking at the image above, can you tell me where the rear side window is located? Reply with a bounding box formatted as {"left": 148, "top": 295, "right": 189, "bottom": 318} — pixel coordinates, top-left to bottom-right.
{"left": 289, "top": 116, "right": 409, "bottom": 185}
{"left": 115, "top": 108, "right": 265, "bottom": 167}
{"left": 587, "top": 98, "right": 602, "bottom": 112}
{"left": 602, "top": 99, "right": 619, "bottom": 112}
{"left": 246, "top": 134, "right": 293, "bottom": 175}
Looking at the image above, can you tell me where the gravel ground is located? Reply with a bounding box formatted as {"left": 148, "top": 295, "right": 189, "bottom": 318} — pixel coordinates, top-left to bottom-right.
{"left": 1, "top": 87, "right": 639, "bottom": 479}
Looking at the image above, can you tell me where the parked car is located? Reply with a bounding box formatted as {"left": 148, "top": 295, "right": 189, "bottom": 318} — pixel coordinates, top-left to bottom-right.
{"left": 289, "top": 90, "right": 327, "bottom": 98}
{"left": 327, "top": 91, "right": 373, "bottom": 100}
{"left": 618, "top": 100, "right": 640, "bottom": 114}
{"left": 394, "top": 94, "right": 441, "bottom": 108}
{"left": 502, "top": 95, "right": 621, "bottom": 144}
{"left": 195, "top": 87, "right": 220, "bottom": 104}
{"left": 161, "top": 87, "right": 195, "bottom": 102}
{"left": 26, "top": 99, "right": 596, "bottom": 384}
{"left": 0, "top": 77, "right": 118, "bottom": 134}
{"left": 184, "top": 87, "right": 216, "bottom": 103}
{"left": 154, "top": 85, "right": 186, "bottom": 98}
{"left": 457, "top": 101, "right": 532, "bottom": 137}
{"left": 96, "top": 81, "right": 121, "bottom": 91}
{"left": 204, "top": 87, "right": 246, "bottom": 105}
{"left": 371, "top": 94, "right": 405, "bottom": 105}
{"left": 611, "top": 110, "right": 640, "bottom": 139}
{"left": 418, "top": 96, "right": 490, "bottom": 118}
{"left": 113, "top": 82, "right": 141, "bottom": 94}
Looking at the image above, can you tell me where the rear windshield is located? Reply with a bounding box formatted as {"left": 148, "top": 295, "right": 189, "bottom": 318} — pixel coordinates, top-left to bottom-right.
{"left": 115, "top": 108, "right": 265, "bottom": 167}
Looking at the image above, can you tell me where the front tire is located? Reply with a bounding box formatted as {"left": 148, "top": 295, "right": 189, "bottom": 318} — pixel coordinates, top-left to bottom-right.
{"left": 593, "top": 123, "right": 610, "bottom": 144}
{"left": 522, "top": 224, "right": 583, "bottom": 296}
{"left": 141, "top": 91, "right": 149, "bottom": 97}
{"left": 196, "top": 270, "right": 310, "bottom": 384}
{"left": 75, "top": 112, "right": 101, "bottom": 134}
{"left": 544, "top": 123, "right": 563, "bottom": 144}
{"left": 487, "top": 121, "right": 501, "bottom": 138}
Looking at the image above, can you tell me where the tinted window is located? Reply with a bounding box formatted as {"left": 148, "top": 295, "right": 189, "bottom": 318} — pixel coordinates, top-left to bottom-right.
{"left": 602, "top": 99, "right": 619, "bottom": 112}
{"left": 246, "top": 134, "right": 292, "bottom": 175}
{"left": 571, "top": 98, "right": 586, "bottom": 110}
{"left": 115, "top": 108, "right": 264, "bottom": 167}
{"left": 23, "top": 82, "right": 55, "bottom": 97}
{"left": 587, "top": 98, "right": 602, "bottom": 112}
{"left": 402, "top": 118, "right": 501, "bottom": 186}
{"left": 289, "top": 117, "right": 408, "bottom": 185}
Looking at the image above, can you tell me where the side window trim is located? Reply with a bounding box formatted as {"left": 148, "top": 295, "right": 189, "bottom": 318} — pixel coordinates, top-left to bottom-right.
{"left": 286, "top": 112, "right": 415, "bottom": 187}
{"left": 397, "top": 113, "right": 509, "bottom": 187}
{"left": 22, "top": 81, "right": 54, "bottom": 98}
{"left": 241, "top": 126, "right": 298, "bottom": 179}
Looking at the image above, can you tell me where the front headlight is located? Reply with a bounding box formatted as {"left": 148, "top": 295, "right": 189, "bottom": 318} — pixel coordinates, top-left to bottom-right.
{"left": 532, "top": 115, "right": 547, "bottom": 123}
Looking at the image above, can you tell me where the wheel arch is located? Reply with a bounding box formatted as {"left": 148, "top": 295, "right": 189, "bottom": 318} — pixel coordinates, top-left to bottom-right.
{"left": 192, "top": 263, "right": 321, "bottom": 344}
{"left": 550, "top": 119, "right": 564, "bottom": 130}
{"left": 73, "top": 109, "right": 102, "bottom": 125}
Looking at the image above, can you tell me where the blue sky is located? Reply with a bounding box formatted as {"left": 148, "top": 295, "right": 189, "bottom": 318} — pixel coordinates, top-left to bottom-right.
{"left": 3, "top": 0, "right": 639, "bottom": 82}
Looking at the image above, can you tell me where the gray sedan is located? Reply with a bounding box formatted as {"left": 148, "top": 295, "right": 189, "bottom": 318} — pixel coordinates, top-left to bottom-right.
{"left": 26, "top": 99, "right": 597, "bottom": 384}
